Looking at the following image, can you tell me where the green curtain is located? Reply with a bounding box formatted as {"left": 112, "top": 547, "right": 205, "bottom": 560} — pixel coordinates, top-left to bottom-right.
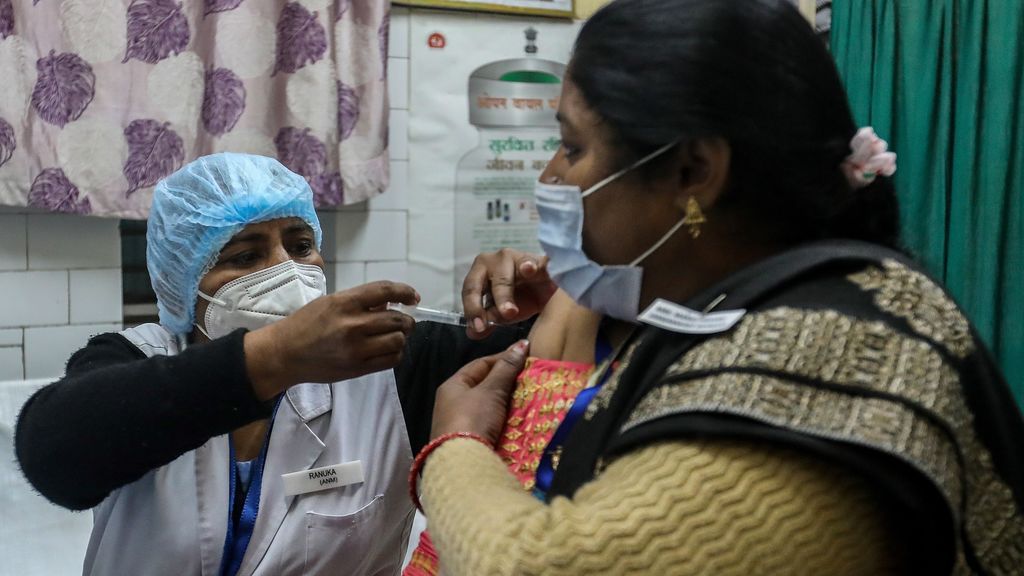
{"left": 832, "top": 0, "right": 1024, "bottom": 408}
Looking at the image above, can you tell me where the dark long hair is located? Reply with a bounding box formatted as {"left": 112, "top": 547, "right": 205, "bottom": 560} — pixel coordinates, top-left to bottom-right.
{"left": 570, "top": 0, "right": 901, "bottom": 248}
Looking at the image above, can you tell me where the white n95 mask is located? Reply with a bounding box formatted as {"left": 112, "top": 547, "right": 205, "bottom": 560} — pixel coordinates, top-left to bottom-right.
{"left": 534, "top": 141, "right": 686, "bottom": 321}
{"left": 196, "top": 259, "right": 327, "bottom": 339}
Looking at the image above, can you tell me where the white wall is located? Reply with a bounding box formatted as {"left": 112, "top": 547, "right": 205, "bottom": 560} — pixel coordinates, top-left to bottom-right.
{"left": 0, "top": 210, "right": 123, "bottom": 381}
{"left": 0, "top": 8, "right": 416, "bottom": 381}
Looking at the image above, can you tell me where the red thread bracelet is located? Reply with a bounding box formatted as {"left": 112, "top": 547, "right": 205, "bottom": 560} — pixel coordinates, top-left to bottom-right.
{"left": 409, "top": 432, "right": 491, "bottom": 512}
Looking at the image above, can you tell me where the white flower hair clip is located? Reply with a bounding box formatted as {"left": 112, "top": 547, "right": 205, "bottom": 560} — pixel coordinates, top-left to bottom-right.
{"left": 841, "top": 127, "right": 897, "bottom": 189}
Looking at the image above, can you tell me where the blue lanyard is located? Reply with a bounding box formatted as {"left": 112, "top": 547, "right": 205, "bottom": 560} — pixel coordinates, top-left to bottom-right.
{"left": 533, "top": 336, "right": 614, "bottom": 499}
{"left": 220, "top": 399, "right": 281, "bottom": 576}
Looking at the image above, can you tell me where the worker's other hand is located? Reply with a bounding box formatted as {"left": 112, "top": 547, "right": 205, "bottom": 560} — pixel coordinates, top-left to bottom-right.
{"left": 461, "top": 249, "right": 556, "bottom": 340}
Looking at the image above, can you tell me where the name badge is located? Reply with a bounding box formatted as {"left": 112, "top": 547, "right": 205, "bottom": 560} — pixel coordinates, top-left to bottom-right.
{"left": 638, "top": 298, "right": 746, "bottom": 335}
{"left": 282, "top": 461, "right": 364, "bottom": 496}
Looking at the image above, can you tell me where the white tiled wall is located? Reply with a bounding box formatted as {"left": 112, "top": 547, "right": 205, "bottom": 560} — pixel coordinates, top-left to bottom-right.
{"left": 23, "top": 323, "right": 123, "bottom": 379}
{"left": 69, "top": 269, "right": 124, "bottom": 324}
{"left": 0, "top": 329, "right": 22, "bottom": 346}
{"left": 0, "top": 9, "right": 421, "bottom": 380}
{"left": 0, "top": 215, "right": 26, "bottom": 270}
{"left": 27, "top": 215, "right": 121, "bottom": 270}
{"left": 0, "top": 346, "right": 23, "bottom": 381}
{"left": 366, "top": 261, "right": 409, "bottom": 285}
{"left": 0, "top": 270, "right": 69, "bottom": 327}
{"left": 0, "top": 210, "right": 123, "bottom": 380}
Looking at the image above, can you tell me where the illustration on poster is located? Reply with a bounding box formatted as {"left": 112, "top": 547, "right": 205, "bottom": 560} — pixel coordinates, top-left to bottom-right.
{"left": 454, "top": 27, "right": 567, "bottom": 304}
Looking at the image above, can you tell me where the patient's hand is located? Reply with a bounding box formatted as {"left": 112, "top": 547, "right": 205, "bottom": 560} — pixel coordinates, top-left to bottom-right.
{"left": 430, "top": 340, "right": 530, "bottom": 445}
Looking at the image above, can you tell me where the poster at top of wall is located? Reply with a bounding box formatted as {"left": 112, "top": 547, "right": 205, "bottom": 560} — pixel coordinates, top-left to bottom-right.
{"left": 408, "top": 13, "right": 580, "bottom": 310}
{"left": 395, "top": 0, "right": 574, "bottom": 18}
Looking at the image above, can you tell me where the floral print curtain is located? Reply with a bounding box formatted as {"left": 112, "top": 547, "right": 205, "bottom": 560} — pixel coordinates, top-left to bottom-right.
{"left": 0, "top": 0, "right": 390, "bottom": 218}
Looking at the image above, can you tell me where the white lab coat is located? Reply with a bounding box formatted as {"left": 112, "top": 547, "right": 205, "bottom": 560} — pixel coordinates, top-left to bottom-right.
{"left": 82, "top": 324, "right": 415, "bottom": 575}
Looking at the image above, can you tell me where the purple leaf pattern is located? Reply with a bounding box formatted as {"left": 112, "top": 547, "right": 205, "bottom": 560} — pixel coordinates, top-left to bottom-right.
{"left": 204, "top": 0, "right": 243, "bottom": 17}
{"left": 0, "top": 117, "right": 14, "bottom": 167}
{"left": 274, "top": 126, "right": 325, "bottom": 178}
{"left": 28, "top": 169, "right": 93, "bottom": 214}
{"left": 202, "top": 67, "right": 246, "bottom": 136}
{"left": 310, "top": 171, "right": 342, "bottom": 206}
{"left": 31, "top": 51, "right": 95, "bottom": 128}
{"left": 273, "top": 2, "right": 326, "bottom": 76}
{"left": 334, "top": 0, "right": 349, "bottom": 21}
{"left": 123, "top": 0, "right": 190, "bottom": 64}
{"left": 337, "top": 81, "right": 359, "bottom": 141}
{"left": 123, "top": 119, "right": 184, "bottom": 195}
{"left": 378, "top": 11, "right": 389, "bottom": 80}
{"left": 0, "top": 0, "right": 13, "bottom": 39}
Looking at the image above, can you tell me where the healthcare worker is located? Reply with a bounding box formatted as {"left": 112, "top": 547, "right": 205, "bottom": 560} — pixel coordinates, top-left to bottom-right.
{"left": 14, "top": 153, "right": 526, "bottom": 576}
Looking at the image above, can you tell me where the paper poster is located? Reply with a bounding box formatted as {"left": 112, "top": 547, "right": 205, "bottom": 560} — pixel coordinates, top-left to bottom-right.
{"left": 396, "top": 0, "right": 574, "bottom": 18}
{"left": 408, "top": 13, "right": 580, "bottom": 309}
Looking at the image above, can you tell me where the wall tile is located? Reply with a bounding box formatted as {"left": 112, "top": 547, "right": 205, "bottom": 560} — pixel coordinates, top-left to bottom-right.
{"left": 0, "top": 206, "right": 38, "bottom": 214}
{"left": 27, "top": 215, "right": 120, "bottom": 270}
{"left": 0, "top": 348, "right": 23, "bottom": 379}
{"left": 323, "top": 263, "right": 337, "bottom": 294}
{"left": 388, "top": 8, "right": 410, "bottom": 59}
{"left": 70, "top": 269, "right": 123, "bottom": 324}
{"left": 333, "top": 211, "right": 407, "bottom": 262}
{"left": 409, "top": 263, "right": 457, "bottom": 311}
{"left": 337, "top": 200, "right": 369, "bottom": 213}
{"left": 407, "top": 209, "right": 456, "bottom": 309}
{"left": 0, "top": 347, "right": 23, "bottom": 381}
{"left": 0, "top": 215, "right": 27, "bottom": 270}
{"left": 368, "top": 161, "right": 408, "bottom": 211}
{"left": 24, "top": 323, "right": 122, "bottom": 379}
{"left": 387, "top": 57, "right": 409, "bottom": 110}
{"left": 407, "top": 209, "right": 453, "bottom": 266}
{"left": 388, "top": 110, "right": 409, "bottom": 161}
{"left": 0, "top": 329, "right": 22, "bottom": 346}
{"left": 316, "top": 210, "right": 338, "bottom": 262}
{"left": 333, "top": 262, "right": 367, "bottom": 292}
{"left": 366, "top": 261, "right": 408, "bottom": 285}
{"left": 0, "top": 271, "right": 69, "bottom": 328}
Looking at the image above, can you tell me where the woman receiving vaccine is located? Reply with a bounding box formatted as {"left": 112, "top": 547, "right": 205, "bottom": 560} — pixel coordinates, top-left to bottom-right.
{"left": 410, "top": 1, "right": 1024, "bottom": 574}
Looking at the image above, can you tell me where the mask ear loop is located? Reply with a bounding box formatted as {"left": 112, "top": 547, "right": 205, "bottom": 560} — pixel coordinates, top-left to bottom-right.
{"left": 194, "top": 290, "right": 225, "bottom": 340}
{"left": 196, "top": 290, "right": 227, "bottom": 308}
{"left": 581, "top": 141, "right": 679, "bottom": 199}
{"left": 194, "top": 322, "right": 213, "bottom": 340}
{"left": 629, "top": 218, "right": 688, "bottom": 267}
{"left": 575, "top": 140, "right": 685, "bottom": 266}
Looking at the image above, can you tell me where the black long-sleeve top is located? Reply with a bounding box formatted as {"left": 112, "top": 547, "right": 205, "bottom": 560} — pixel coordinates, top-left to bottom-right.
{"left": 15, "top": 321, "right": 528, "bottom": 510}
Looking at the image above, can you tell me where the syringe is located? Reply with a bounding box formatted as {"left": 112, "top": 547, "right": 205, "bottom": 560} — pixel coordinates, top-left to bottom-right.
{"left": 386, "top": 302, "right": 500, "bottom": 328}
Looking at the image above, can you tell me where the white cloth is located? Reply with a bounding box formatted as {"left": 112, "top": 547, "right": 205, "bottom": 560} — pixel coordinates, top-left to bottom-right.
{"left": 0, "top": 378, "right": 93, "bottom": 576}
{"left": 82, "top": 324, "right": 415, "bottom": 576}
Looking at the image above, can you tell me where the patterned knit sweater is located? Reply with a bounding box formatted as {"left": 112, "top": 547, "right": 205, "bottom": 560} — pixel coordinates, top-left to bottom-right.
{"left": 421, "top": 438, "right": 904, "bottom": 575}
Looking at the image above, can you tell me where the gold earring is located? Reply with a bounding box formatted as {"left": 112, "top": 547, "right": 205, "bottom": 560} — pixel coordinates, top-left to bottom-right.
{"left": 682, "top": 197, "right": 706, "bottom": 238}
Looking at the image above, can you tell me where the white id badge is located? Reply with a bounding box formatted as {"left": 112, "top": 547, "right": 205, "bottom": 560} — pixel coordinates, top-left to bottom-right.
{"left": 638, "top": 298, "right": 746, "bottom": 335}
{"left": 282, "top": 461, "right": 364, "bottom": 496}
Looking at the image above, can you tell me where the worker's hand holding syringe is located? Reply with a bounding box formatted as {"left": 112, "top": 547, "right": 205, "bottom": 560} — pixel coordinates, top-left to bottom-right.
{"left": 244, "top": 281, "right": 419, "bottom": 400}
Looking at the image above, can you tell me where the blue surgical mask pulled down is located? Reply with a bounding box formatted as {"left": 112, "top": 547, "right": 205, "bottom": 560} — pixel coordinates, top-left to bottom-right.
{"left": 534, "top": 142, "right": 686, "bottom": 321}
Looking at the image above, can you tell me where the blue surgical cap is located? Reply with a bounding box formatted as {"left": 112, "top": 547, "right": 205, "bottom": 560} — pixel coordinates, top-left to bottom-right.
{"left": 147, "top": 153, "right": 322, "bottom": 334}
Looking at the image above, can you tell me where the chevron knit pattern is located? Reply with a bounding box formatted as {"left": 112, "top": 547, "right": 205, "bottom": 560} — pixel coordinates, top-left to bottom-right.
{"left": 421, "top": 439, "right": 905, "bottom": 575}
